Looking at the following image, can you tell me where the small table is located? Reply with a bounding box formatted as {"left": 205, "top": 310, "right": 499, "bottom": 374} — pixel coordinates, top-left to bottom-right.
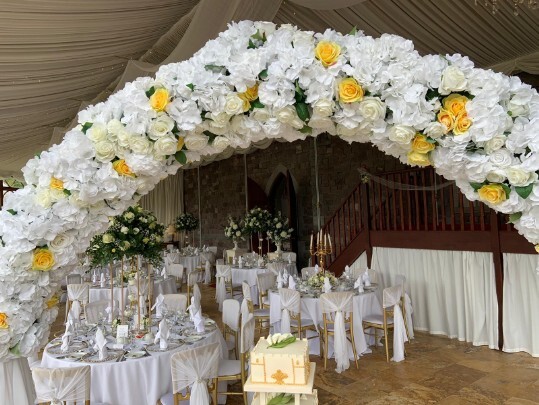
{"left": 244, "top": 362, "right": 317, "bottom": 405}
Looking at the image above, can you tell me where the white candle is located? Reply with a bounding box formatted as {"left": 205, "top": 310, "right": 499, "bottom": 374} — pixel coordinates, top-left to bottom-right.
{"left": 329, "top": 235, "right": 332, "bottom": 249}
{"left": 310, "top": 233, "right": 313, "bottom": 250}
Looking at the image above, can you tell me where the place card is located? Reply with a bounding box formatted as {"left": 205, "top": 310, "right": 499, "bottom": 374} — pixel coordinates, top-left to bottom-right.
{"left": 116, "top": 325, "right": 129, "bottom": 341}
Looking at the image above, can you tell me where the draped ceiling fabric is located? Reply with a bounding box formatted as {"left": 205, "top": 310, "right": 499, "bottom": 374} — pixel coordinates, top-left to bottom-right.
{"left": 1, "top": 0, "right": 538, "bottom": 179}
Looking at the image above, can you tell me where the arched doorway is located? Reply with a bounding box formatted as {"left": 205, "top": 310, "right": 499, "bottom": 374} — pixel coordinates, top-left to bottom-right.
{"left": 268, "top": 170, "right": 298, "bottom": 256}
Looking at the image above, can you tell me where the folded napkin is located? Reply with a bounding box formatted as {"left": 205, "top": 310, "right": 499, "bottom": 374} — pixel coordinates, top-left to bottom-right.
{"left": 188, "top": 297, "right": 201, "bottom": 321}
{"left": 152, "top": 294, "right": 165, "bottom": 318}
{"left": 161, "top": 266, "right": 167, "bottom": 279}
{"left": 233, "top": 256, "right": 237, "bottom": 265}
{"left": 238, "top": 257, "right": 243, "bottom": 269}
{"left": 94, "top": 327, "right": 108, "bottom": 360}
{"left": 288, "top": 275, "right": 296, "bottom": 290}
{"left": 258, "top": 258, "right": 264, "bottom": 267}
{"left": 92, "top": 271, "right": 97, "bottom": 284}
{"left": 277, "top": 273, "right": 283, "bottom": 289}
{"left": 61, "top": 318, "right": 73, "bottom": 353}
{"left": 288, "top": 256, "right": 292, "bottom": 264}
{"left": 354, "top": 276, "right": 364, "bottom": 293}
{"left": 193, "top": 310, "right": 205, "bottom": 333}
{"left": 154, "top": 319, "right": 170, "bottom": 350}
{"left": 363, "top": 269, "right": 371, "bottom": 287}
{"left": 100, "top": 273, "right": 105, "bottom": 288}
{"left": 315, "top": 264, "right": 319, "bottom": 273}
{"left": 344, "top": 265, "right": 351, "bottom": 277}
{"left": 323, "top": 277, "right": 332, "bottom": 293}
{"left": 195, "top": 248, "right": 199, "bottom": 255}
{"left": 105, "top": 305, "right": 114, "bottom": 323}
{"left": 70, "top": 300, "right": 81, "bottom": 323}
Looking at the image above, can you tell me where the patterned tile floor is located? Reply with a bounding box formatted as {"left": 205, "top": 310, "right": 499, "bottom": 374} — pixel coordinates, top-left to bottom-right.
{"left": 48, "top": 284, "right": 539, "bottom": 404}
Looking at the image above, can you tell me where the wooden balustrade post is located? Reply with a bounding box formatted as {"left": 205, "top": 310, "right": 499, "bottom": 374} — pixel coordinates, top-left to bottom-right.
{"left": 362, "top": 182, "right": 373, "bottom": 268}
{"left": 490, "top": 210, "right": 504, "bottom": 351}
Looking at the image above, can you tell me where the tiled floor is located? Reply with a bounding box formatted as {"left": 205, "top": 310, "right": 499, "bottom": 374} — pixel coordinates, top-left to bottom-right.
{"left": 49, "top": 284, "right": 539, "bottom": 404}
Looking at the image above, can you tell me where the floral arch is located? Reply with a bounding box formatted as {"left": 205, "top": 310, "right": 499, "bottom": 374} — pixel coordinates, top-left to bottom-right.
{"left": 1, "top": 20, "right": 539, "bottom": 362}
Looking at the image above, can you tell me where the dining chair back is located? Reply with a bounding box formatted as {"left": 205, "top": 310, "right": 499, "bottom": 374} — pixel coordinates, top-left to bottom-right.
{"left": 33, "top": 366, "right": 91, "bottom": 405}
{"left": 162, "top": 294, "right": 188, "bottom": 313}
{"left": 256, "top": 272, "right": 276, "bottom": 309}
{"left": 301, "top": 267, "right": 317, "bottom": 279}
{"left": 85, "top": 299, "right": 118, "bottom": 324}
{"left": 222, "top": 299, "right": 241, "bottom": 359}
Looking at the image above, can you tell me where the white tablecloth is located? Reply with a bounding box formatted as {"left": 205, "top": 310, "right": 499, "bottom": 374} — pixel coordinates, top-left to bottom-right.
{"left": 168, "top": 254, "right": 201, "bottom": 275}
{"left": 89, "top": 278, "right": 177, "bottom": 304}
{"left": 41, "top": 328, "right": 227, "bottom": 405}
{"left": 231, "top": 267, "right": 271, "bottom": 306}
{"left": 268, "top": 289, "right": 382, "bottom": 356}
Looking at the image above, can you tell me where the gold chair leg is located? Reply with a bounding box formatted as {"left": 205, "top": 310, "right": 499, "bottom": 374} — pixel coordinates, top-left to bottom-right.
{"left": 349, "top": 329, "right": 359, "bottom": 369}
{"left": 324, "top": 330, "right": 328, "bottom": 369}
{"left": 319, "top": 331, "right": 323, "bottom": 360}
{"left": 384, "top": 326, "right": 390, "bottom": 362}
{"left": 173, "top": 393, "right": 179, "bottom": 405}
{"left": 212, "top": 378, "right": 218, "bottom": 405}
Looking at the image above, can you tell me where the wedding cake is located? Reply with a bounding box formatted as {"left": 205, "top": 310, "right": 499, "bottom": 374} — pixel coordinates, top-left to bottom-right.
{"left": 250, "top": 337, "right": 310, "bottom": 385}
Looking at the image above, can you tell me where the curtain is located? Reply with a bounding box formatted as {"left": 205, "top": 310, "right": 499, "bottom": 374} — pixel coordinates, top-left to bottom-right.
{"left": 503, "top": 253, "right": 539, "bottom": 356}
{"left": 139, "top": 171, "right": 183, "bottom": 226}
{"left": 371, "top": 247, "right": 498, "bottom": 348}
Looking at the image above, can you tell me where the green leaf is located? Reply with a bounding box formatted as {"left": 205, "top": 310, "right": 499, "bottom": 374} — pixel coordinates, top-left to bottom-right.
{"left": 248, "top": 39, "right": 257, "bottom": 49}
{"left": 204, "top": 64, "right": 226, "bottom": 73}
{"left": 267, "top": 393, "right": 294, "bottom": 405}
{"left": 145, "top": 86, "right": 155, "bottom": 98}
{"left": 501, "top": 183, "right": 511, "bottom": 197}
{"left": 268, "top": 336, "right": 297, "bottom": 348}
{"left": 251, "top": 99, "right": 265, "bottom": 109}
{"left": 508, "top": 212, "right": 522, "bottom": 223}
{"left": 295, "top": 102, "right": 310, "bottom": 122}
{"left": 186, "top": 83, "right": 195, "bottom": 91}
{"left": 349, "top": 26, "right": 358, "bottom": 35}
{"left": 470, "top": 182, "right": 485, "bottom": 191}
{"left": 251, "top": 29, "right": 266, "bottom": 43}
{"left": 34, "top": 152, "right": 41, "bottom": 159}
{"left": 258, "top": 69, "right": 268, "bottom": 80}
{"left": 6, "top": 209, "right": 17, "bottom": 215}
{"left": 515, "top": 184, "right": 533, "bottom": 199}
{"left": 426, "top": 88, "right": 440, "bottom": 100}
{"left": 174, "top": 151, "right": 187, "bottom": 165}
{"left": 299, "top": 125, "right": 312, "bottom": 134}
{"left": 63, "top": 189, "right": 71, "bottom": 197}
{"left": 426, "top": 137, "right": 437, "bottom": 144}
{"left": 202, "top": 130, "right": 218, "bottom": 143}
{"left": 81, "top": 122, "right": 93, "bottom": 134}
{"left": 294, "top": 80, "right": 305, "bottom": 101}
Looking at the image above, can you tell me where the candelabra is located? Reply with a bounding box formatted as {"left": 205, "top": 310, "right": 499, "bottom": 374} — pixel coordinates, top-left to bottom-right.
{"left": 309, "top": 230, "right": 333, "bottom": 274}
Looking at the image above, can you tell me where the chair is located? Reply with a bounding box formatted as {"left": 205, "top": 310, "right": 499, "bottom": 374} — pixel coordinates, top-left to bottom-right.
{"left": 242, "top": 282, "right": 270, "bottom": 333}
{"left": 208, "top": 246, "right": 218, "bottom": 254}
{"left": 32, "top": 366, "right": 91, "bottom": 405}
{"left": 167, "top": 263, "right": 184, "bottom": 291}
{"left": 187, "top": 269, "right": 204, "bottom": 301}
{"left": 203, "top": 261, "right": 212, "bottom": 285}
{"left": 394, "top": 274, "right": 414, "bottom": 340}
{"left": 362, "top": 285, "right": 408, "bottom": 362}
{"left": 66, "top": 273, "right": 82, "bottom": 285}
{"left": 352, "top": 267, "right": 379, "bottom": 284}
{"left": 170, "top": 342, "right": 220, "bottom": 405}
{"left": 85, "top": 299, "right": 118, "bottom": 324}
{"left": 193, "top": 283, "right": 202, "bottom": 307}
{"left": 65, "top": 283, "right": 89, "bottom": 323}
{"left": 267, "top": 262, "right": 285, "bottom": 276}
{"left": 319, "top": 292, "right": 359, "bottom": 372}
{"left": 215, "top": 314, "right": 255, "bottom": 405}
{"left": 301, "top": 267, "right": 317, "bottom": 279}
{"left": 216, "top": 258, "right": 224, "bottom": 266}
{"left": 284, "top": 252, "right": 297, "bottom": 263}
{"left": 215, "top": 265, "right": 242, "bottom": 310}
{"left": 162, "top": 294, "right": 188, "bottom": 312}
{"left": 222, "top": 299, "right": 241, "bottom": 360}
{"left": 278, "top": 288, "right": 317, "bottom": 339}
{"left": 256, "top": 272, "right": 276, "bottom": 309}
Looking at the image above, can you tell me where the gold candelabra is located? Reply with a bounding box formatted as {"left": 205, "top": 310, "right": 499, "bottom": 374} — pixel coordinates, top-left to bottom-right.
{"left": 309, "top": 229, "right": 333, "bottom": 274}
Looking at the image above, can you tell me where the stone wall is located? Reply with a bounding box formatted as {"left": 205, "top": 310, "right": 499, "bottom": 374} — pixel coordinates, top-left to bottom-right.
{"left": 183, "top": 134, "right": 404, "bottom": 268}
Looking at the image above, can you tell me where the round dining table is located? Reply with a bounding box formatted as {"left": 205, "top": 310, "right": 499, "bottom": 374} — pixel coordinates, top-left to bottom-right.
{"left": 88, "top": 277, "right": 177, "bottom": 304}
{"left": 231, "top": 266, "right": 271, "bottom": 306}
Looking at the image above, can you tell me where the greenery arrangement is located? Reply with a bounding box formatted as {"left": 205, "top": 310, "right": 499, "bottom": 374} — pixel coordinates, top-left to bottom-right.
{"left": 175, "top": 212, "right": 199, "bottom": 231}
{"left": 224, "top": 215, "right": 246, "bottom": 242}
{"left": 266, "top": 211, "right": 293, "bottom": 243}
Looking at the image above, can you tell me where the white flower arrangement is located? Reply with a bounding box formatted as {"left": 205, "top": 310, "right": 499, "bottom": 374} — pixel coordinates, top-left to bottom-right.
{"left": 244, "top": 207, "right": 273, "bottom": 235}
{"left": 175, "top": 213, "right": 199, "bottom": 232}
{"left": 224, "top": 216, "right": 246, "bottom": 242}
{"left": 0, "top": 21, "right": 539, "bottom": 362}
{"left": 266, "top": 332, "right": 296, "bottom": 348}
{"left": 266, "top": 212, "right": 293, "bottom": 243}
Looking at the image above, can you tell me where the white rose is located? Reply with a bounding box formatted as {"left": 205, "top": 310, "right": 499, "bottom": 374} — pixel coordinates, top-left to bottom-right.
{"left": 116, "top": 129, "right": 132, "bottom": 148}
{"left": 506, "top": 167, "right": 537, "bottom": 187}
{"left": 388, "top": 125, "right": 415, "bottom": 145}
{"left": 209, "top": 112, "right": 230, "bottom": 127}
{"left": 486, "top": 170, "right": 506, "bottom": 183}
{"left": 185, "top": 133, "right": 209, "bottom": 151}
{"left": 280, "top": 231, "right": 288, "bottom": 238}
{"left": 86, "top": 123, "right": 107, "bottom": 143}
{"left": 276, "top": 223, "right": 282, "bottom": 229}
{"left": 94, "top": 141, "right": 116, "bottom": 162}
{"left": 251, "top": 108, "right": 271, "bottom": 122}
{"left": 309, "top": 115, "right": 334, "bottom": 130}
{"left": 276, "top": 106, "right": 298, "bottom": 125}
{"left": 508, "top": 99, "right": 529, "bottom": 117}
{"left": 49, "top": 233, "right": 73, "bottom": 252}
{"left": 336, "top": 124, "right": 357, "bottom": 137}
{"left": 236, "top": 231, "right": 241, "bottom": 237}
{"left": 129, "top": 136, "right": 152, "bottom": 155}
{"left": 224, "top": 93, "right": 245, "bottom": 115}
{"left": 213, "top": 136, "right": 230, "bottom": 150}
{"left": 489, "top": 149, "right": 513, "bottom": 168}
{"left": 358, "top": 97, "right": 386, "bottom": 121}
{"left": 35, "top": 189, "right": 53, "bottom": 208}
{"left": 148, "top": 114, "right": 175, "bottom": 140}
{"left": 107, "top": 119, "right": 124, "bottom": 136}
{"left": 153, "top": 136, "right": 177, "bottom": 156}
{"left": 484, "top": 135, "right": 506, "bottom": 154}
{"left": 121, "top": 226, "right": 129, "bottom": 234}
{"left": 439, "top": 66, "right": 468, "bottom": 95}
{"left": 102, "top": 234, "right": 114, "bottom": 244}
{"left": 424, "top": 122, "right": 446, "bottom": 139}
{"left": 312, "top": 99, "right": 334, "bottom": 117}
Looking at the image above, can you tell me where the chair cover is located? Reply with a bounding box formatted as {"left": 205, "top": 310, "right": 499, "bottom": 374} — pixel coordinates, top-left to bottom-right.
{"left": 85, "top": 299, "right": 118, "bottom": 324}
{"left": 66, "top": 274, "right": 82, "bottom": 285}
{"left": 170, "top": 342, "right": 220, "bottom": 405}
{"left": 193, "top": 283, "right": 202, "bottom": 308}
{"left": 394, "top": 275, "right": 414, "bottom": 339}
{"left": 67, "top": 283, "right": 89, "bottom": 306}
{"left": 32, "top": 366, "right": 90, "bottom": 405}
{"left": 204, "top": 261, "right": 212, "bottom": 284}
{"left": 301, "top": 267, "right": 317, "bottom": 279}
{"left": 257, "top": 273, "right": 276, "bottom": 304}
{"left": 241, "top": 281, "right": 252, "bottom": 301}
{"left": 383, "top": 285, "right": 408, "bottom": 362}
{"left": 215, "top": 265, "right": 231, "bottom": 311}
{"left": 240, "top": 315, "right": 255, "bottom": 354}
{"left": 162, "top": 294, "right": 188, "bottom": 313}
{"left": 240, "top": 298, "right": 251, "bottom": 325}
{"left": 167, "top": 263, "right": 184, "bottom": 283}
{"left": 222, "top": 299, "right": 241, "bottom": 333}
{"left": 284, "top": 252, "right": 297, "bottom": 263}
{"left": 279, "top": 288, "right": 301, "bottom": 334}
{"left": 188, "top": 270, "right": 203, "bottom": 286}
{"left": 268, "top": 262, "right": 286, "bottom": 276}
{"left": 320, "top": 292, "right": 354, "bottom": 373}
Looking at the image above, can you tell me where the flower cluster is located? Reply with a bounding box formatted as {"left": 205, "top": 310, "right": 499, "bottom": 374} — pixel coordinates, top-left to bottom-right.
{"left": 175, "top": 213, "right": 199, "bottom": 231}
{"left": 266, "top": 332, "right": 296, "bottom": 348}
{"left": 86, "top": 205, "right": 165, "bottom": 267}
{"left": 244, "top": 207, "right": 272, "bottom": 234}
{"left": 1, "top": 21, "right": 539, "bottom": 362}
{"left": 224, "top": 216, "right": 246, "bottom": 242}
{"left": 266, "top": 212, "right": 293, "bottom": 243}
{"left": 306, "top": 273, "right": 337, "bottom": 290}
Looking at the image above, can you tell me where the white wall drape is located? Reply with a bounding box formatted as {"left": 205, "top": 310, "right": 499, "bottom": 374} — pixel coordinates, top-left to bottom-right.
{"left": 139, "top": 171, "right": 183, "bottom": 226}
{"left": 503, "top": 253, "right": 539, "bottom": 357}
{"left": 371, "top": 247, "right": 498, "bottom": 349}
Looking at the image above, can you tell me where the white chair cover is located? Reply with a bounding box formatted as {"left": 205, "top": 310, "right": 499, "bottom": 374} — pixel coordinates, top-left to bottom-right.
{"left": 67, "top": 283, "right": 89, "bottom": 306}
{"left": 320, "top": 292, "right": 353, "bottom": 373}
{"left": 162, "top": 294, "right": 188, "bottom": 313}
{"left": 241, "top": 315, "right": 256, "bottom": 354}
{"left": 241, "top": 281, "right": 252, "bottom": 301}
{"left": 394, "top": 274, "right": 414, "bottom": 339}
{"left": 85, "top": 299, "right": 118, "bottom": 324}
{"left": 223, "top": 299, "right": 241, "bottom": 334}
{"left": 170, "top": 342, "right": 220, "bottom": 405}
{"left": 301, "top": 267, "right": 317, "bottom": 279}
{"left": 383, "top": 285, "right": 408, "bottom": 362}
{"left": 188, "top": 270, "right": 203, "bottom": 287}
{"left": 32, "top": 366, "right": 90, "bottom": 405}
{"left": 278, "top": 288, "right": 301, "bottom": 334}
{"left": 204, "top": 261, "right": 212, "bottom": 284}
{"left": 193, "top": 283, "right": 202, "bottom": 308}
{"left": 240, "top": 298, "right": 250, "bottom": 325}
{"left": 257, "top": 272, "right": 276, "bottom": 305}
{"left": 267, "top": 262, "right": 286, "bottom": 276}
{"left": 167, "top": 263, "right": 184, "bottom": 284}
{"left": 284, "top": 252, "right": 297, "bottom": 263}
{"left": 66, "top": 274, "right": 82, "bottom": 285}
{"left": 215, "top": 265, "right": 231, "bottom": 311}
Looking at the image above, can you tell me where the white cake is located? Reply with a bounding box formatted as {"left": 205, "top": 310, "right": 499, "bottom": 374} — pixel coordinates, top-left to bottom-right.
{"left": 250, "top": 337, "right": 310, "bottom": 385}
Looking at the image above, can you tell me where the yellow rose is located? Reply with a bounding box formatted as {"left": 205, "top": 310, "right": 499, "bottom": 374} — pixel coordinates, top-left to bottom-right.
{"left": 239, "top": 84, "right": 259, "bottom": 102}
{"left": 113, "top": 159, "right": 135, "bottom": 177}
{"left": 411, "top": 134, "right": 436, "bottom": 154}
{"left": 315, "top": 41, "right": 341, "bottom": 67}
{"left": 46, "top": 296, "right": 59, "bottom": 309}
{"left": 535, "top": 244, "right": 539, "bottom": 253}
{"left": 478, "top": 184, "right": 507, "bottom": 205}
{"left": 0, "top": 313, "right": 8, "bottom": 329}
{"left": 338, "top": 78, "right": 364, "bottom": 103}
{"left": 177, "top": 137, "right": 185, "bottom": 151}
{"left": 32, "top": 247, "right": 55, "bottom": 271}
{"left": 149, "top": 88, "right": 170, "bottom": 112}
{"left": 407, "top": 151, "right": 431, "bottom": 167}
{"left": 443, "top": 94, "right": 469, "bottom": 116}
{"left": 50, "top": 177, "right": 64, "bottom": 191}
{"left": 453, "top": 111, "right": 472, "bottom": 135}
{"left": 437, "top": 108, "right": 455, "bottom": 131}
